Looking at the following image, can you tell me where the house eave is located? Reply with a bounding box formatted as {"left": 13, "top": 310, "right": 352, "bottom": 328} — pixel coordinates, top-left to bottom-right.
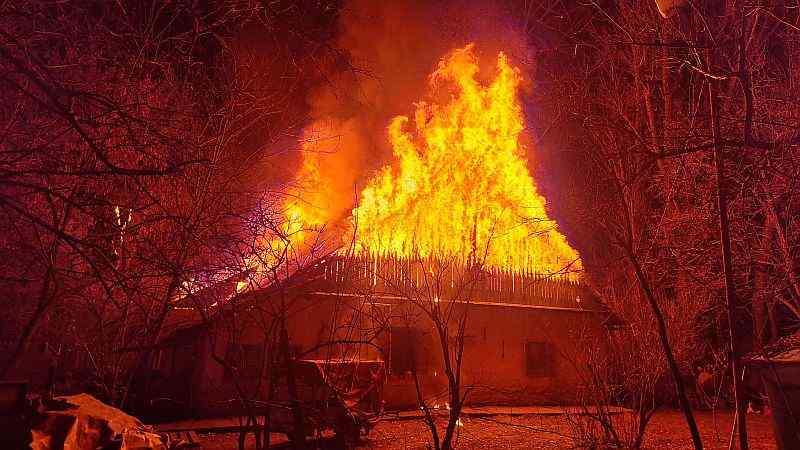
{"left": 308, "top": 291, "right": 604, "bottom": 314}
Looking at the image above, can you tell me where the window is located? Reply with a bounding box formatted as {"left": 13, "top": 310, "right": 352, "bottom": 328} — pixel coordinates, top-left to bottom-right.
{"left": 525, "top": 341, "right": 554, "bottom": 377}
{"left": 225, "top": 343, "right": 262, "bottom": 379}
{"left": 390, "top": 327, "right": 428, "bottom": 375}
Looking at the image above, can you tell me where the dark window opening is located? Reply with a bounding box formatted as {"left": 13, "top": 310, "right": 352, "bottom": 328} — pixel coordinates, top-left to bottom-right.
{"left": 525, "top": 341, "right": 554, "bottom": 378}
{"left": 390, "top": 327, "right": 429, "bottom": 375}
{"left": 225, "top": 343, "right": 262, "bottom": 379}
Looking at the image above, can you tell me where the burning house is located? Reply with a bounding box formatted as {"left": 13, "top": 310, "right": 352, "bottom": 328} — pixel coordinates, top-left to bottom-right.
{"left": 136, "top": 45, "right": 616, "bottom": 419}
{"left": 142, "top": 254, "right": 613, "bottom": 419}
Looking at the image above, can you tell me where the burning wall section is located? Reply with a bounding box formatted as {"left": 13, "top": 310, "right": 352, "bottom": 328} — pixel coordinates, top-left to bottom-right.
{"left": 303, "top": 253, "right": 598, "bottom": 312}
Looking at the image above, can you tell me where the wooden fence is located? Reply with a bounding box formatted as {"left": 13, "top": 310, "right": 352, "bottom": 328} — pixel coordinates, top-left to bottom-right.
{"left": 306, "top": 253, "right": 597, "bottom": 311}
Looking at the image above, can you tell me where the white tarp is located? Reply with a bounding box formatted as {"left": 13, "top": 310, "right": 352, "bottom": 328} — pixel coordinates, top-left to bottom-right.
{"left": 30, "top": 394, "right": 166, "bottom": 450}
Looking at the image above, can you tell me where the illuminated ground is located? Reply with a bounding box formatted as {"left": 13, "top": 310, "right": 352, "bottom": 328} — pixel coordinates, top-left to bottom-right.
{"left": 196, "top": 410, "right": 776, "bottom": 449}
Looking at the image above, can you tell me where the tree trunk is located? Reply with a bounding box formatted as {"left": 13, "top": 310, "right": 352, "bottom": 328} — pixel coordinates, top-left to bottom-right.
{"left": 752, "top": 216, "right": 773, "bottom": 346}
{"left": 281, "top": 320, "right": 305, "bottom": 450}
{"left": 624, "top": 246, "right": 704, "bottom": 450}
{"left": 0, "top": 266, "right": 54, "bottom": 380}
{"left": 709, "top": 80, "right": 748, "bottom": 450}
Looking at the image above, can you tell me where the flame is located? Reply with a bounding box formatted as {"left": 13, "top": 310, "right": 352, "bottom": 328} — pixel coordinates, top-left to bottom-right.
{"left": 283, "top": 150, "right": 325, "bottom": 241}
{"left": 246, "top": 128, "right": 348, "bottom": 272}
{"left": 285, "top": 125, "right": 349, "bottom": 234}
{"left": 350, "top": 45, "right": 580, "bottom": 274}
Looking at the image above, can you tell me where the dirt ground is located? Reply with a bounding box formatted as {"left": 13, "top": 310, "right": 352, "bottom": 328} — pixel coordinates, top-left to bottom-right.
{"left": 197, "top": 410, "right": 777, "bottom": 449}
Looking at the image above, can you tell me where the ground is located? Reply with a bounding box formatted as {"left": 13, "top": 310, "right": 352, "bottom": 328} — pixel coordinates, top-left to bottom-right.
{"left": 195, "top": 410, "right": 777, "bottom": 449}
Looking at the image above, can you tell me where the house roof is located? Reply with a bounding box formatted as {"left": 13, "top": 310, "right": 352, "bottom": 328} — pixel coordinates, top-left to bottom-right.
{"left": 153, "top": 253, "right": 338, "bottom": 343}
{"left": 153, "top": 253, "right": 623, "bottom": 346}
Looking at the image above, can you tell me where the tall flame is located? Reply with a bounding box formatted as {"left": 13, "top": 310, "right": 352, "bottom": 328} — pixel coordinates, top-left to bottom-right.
{"left": 350, "top": 45, "right": 580, "bottom": 275}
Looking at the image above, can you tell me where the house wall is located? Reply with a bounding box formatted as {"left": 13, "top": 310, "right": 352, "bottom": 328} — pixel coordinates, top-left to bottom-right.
{"left": 163, "top": 292, "right": 606, "bottom": 416}
{"left": 183, "top": 293, "right": 383, "bottom": 416}
{"left": 382, "top": 303, "right": 604, "bottom": 408}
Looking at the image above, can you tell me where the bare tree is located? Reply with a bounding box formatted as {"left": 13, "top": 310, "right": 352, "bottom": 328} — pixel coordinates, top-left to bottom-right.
{"left": 379, "top": 256, "right": 482, "bottom": 450}
{"left": 0, "top": 0, "right": 344, "bottom": 411}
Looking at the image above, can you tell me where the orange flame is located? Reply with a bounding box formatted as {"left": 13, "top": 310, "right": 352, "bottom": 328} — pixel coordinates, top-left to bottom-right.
{"left": 349, "top": 45, "right": 580, "bottom": 275}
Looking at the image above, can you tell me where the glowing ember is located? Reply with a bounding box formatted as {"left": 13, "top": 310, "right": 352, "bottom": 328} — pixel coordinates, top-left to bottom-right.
{"left": 349, "top": 44, "right": 580, "bottom": 275}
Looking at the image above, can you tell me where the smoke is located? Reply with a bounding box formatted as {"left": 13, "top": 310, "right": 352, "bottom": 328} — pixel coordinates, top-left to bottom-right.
{"left": 291, "top": 0, "right": 532, "bottom": 232}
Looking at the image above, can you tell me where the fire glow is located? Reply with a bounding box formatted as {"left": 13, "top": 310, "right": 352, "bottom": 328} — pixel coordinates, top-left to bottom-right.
{"left": 349, "top": 45, "right": 579, "bottom": 275}
{"left": 281, "top": 44, "right": 580, "bottom": 276}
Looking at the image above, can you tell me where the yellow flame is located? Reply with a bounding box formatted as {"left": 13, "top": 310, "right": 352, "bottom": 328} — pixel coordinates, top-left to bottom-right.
{"left": 350, "top": 44, "right": 580, "bottom": 274}
{"left": 285, "top": 129, "right": 337, "bottom": 233}
{"left": 247, "top": 129, "right": 342, "bottom": 272}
